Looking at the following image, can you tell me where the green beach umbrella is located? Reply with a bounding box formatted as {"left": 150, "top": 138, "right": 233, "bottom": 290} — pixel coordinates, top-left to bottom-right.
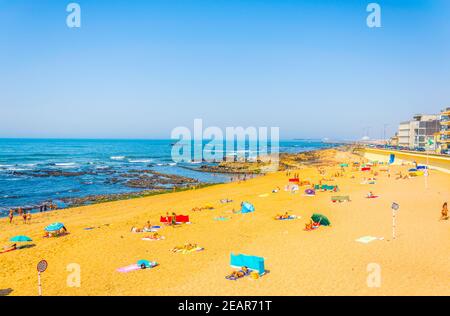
{"left": 311, "top": 213, "right": 331, "bottom": 226}
{"left": 10, "top": 235, "right": 32, "bottom": 242}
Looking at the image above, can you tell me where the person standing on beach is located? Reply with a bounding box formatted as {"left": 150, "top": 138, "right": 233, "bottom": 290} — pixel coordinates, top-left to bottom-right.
{"left": 26, "top": 211, "right": 32, "bottom": 224}
{"left": 22, "top": 210, "right": 27, "bottom": 224}
{"left": 171, "top": 212, "right": 177, "bottom": 227}
{"left": 8, "top": 209, "right": 14, "bottom": 223}
{"left": 441, "top": 202, "right": 448, "bottom": 220}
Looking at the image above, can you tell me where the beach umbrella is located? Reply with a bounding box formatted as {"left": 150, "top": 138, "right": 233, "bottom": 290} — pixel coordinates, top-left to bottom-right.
{"left": 45, "top": 222, "right": 64, "bottom": 232}
{"left": 240, "top": 202, "right": 255, "bottom": 213}
{"left": 10, "top": 235, "right": 32, "bottom": 242}
{"left": 311, "top": 213, "right": 331, "bottom": 226}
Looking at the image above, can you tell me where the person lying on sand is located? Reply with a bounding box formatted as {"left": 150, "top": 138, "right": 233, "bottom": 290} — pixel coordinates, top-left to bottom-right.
{"left": 304, "top": 220, "right": 320, "bottom": 231}
{"left": 274, "top": 212, "right": 290, "bottom": 220}
{"left": 226, "top": 266, "right": 250, "bottom": 280}
{"left": 131, "top": 226, "right": 142, "bottom": 233}
{"left": 2, "top": 243, "right": 17, "bottom": 252}
{"left": 440, "top": 202, "right": 449, "bottom": 221}
{"left": 367, "top": 191, "right": 374, "bottom": 198}
{"left": 171, "top": 243, "right": 199, "bottom": 252}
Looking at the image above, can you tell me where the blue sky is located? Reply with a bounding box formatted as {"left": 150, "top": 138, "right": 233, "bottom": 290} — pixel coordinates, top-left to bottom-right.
{"left": 0, "top": 0, "right": 449, "bottom": 140}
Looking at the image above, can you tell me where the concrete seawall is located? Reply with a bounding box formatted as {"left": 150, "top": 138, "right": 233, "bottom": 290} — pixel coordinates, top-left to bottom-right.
{"left": 362, "top": 148, "right": 450, "bottom": 174}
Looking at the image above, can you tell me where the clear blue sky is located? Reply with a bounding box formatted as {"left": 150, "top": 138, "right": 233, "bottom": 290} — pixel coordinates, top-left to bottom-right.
{"left": 1, "top": 0, "right": 449, "bottom": 140}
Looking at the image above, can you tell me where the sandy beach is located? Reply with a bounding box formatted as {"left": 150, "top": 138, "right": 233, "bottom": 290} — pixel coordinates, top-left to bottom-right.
{"left": 1, "top": 149, "right": 449, "bottom": 296}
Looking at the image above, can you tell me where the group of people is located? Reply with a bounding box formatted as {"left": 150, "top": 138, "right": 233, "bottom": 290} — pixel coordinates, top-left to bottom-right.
{"left": 8, "top": 208, "right": 31, "bottom": 224}
{"left": 7, "top": 203, "right": 58, "bottom": 224}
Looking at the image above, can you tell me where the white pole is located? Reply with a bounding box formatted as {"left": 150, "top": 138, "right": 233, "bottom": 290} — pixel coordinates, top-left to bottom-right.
{"left": 38, "top": 271, "right": 42, "bottom": 296}
{"left": 425, "top": 151, "right": 429, "bottom": 189}
{"left": 392, "top": 209, "right": 396, "bottom": 240}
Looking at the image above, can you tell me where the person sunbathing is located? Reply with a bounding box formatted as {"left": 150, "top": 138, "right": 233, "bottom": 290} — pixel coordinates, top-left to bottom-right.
{"left": 130, "top": 226, "right": 142, "bottom": 233}
{"left": 2, "top": 243, "right": 17, "bottom": 252}
{"left": 227, "top": 266, "right": 249, "bottom": 279}
{"left": 367, "top": 191, "right": 374, "bottom": 198}
{"left": 143, "top": 221, "right": 152, "bottom": 232}
{"left": 440, "top": 202, "right": 448, "bottom": 220}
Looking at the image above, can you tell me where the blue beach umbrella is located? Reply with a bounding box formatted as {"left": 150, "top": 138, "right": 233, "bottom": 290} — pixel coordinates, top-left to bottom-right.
{"left": 45, "top": 222, "right": 64, "bottom": 232}
{"left": 10, "top": 235, "right": 32, "bottom": 242}
{"left": 240, "top": 202, "right": 255, "bottom": 213}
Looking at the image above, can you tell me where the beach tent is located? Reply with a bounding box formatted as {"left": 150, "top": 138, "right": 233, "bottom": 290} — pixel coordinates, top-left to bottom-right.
{"left": 45, "top": 222, "right": 64, "bottom": 232}
{"left": 240, "top": 202, "right": 255, "bottom": 214}
{"left": 230, "top": 253, "right": 265, "bottom": 275}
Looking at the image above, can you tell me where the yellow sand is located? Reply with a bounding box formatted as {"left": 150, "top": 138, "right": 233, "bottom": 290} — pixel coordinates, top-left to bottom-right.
{"left": 1, "top": 151, "right": 449, "bottom": 296}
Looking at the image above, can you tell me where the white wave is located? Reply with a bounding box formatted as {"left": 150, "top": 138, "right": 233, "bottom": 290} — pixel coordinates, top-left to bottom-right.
{"left": 110, "top": 156, "right": 125, "bottom": 160}
{"left": 156, "top": 162, "right": 177, "bottom": 166}
{"left": 21, "top": 163, "right": 37, "bottom": 167}
{"left": 128, "top": 159, "right": 152, "bottom": 163}
{"left": 55, "top": 163, "right": 76, "bottom": 166}
{"left": 7, "top": 167, "right": 29, "bottom": 171}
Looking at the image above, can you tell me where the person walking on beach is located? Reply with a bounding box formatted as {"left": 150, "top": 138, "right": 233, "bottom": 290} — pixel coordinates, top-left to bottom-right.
{"left": 22, "top": 210, "right": 27, "bottom": 224}
{"left": 8, "top": 209, "right": 14, "bottom": 224}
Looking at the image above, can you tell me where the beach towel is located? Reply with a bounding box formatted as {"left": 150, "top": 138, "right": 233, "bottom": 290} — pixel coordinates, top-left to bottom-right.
{"left": 117, "top": 261, "right": 158, "bottom": 273}
{"left": 214, "top": 216, "right": 230, "bottom": 221}
{"left": 274, "top": 215, "right": 298, "bottom": 220}
{"left": 331, "top": 196, "right": 350, "bottom": 203}
{"left": 142, "top": 235, "right": 165, "bottom": 241}
{"left": 355, "top": 236, "right": 384, "bottom": 244}
{"left": 160, "top": 215, "right": 190, "bottom": 224}
{"left": 258, "top": 193, "right": 269, "bottom": 198}
{"left": 0, "top": 248, "right": 16, "bottom": 254}
{"left": 220, "top": 199, "right": 233, "bottom": 204}
{"left": 366, "top": 195, "right": 379, "bottom": 199}
{"left": 289, "top": 178, "right": 300, "bottom": 183}
{"left": 361, "top": 167, "right": 371, "bottom": 171}
{"left": 304, "top": 189, "right": 315, "bottom": 196}
{"left": 171, "top": 246, "right": 204, "bottom": 254}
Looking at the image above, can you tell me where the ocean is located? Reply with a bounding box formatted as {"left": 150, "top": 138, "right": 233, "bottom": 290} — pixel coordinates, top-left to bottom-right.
{"left": 0, "top": 139, "right": 337, "bottom": 215}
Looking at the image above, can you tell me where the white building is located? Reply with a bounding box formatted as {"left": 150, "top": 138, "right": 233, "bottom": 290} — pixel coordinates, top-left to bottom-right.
{"left": 397, "top": 114, "right": 440, "bottom": 149}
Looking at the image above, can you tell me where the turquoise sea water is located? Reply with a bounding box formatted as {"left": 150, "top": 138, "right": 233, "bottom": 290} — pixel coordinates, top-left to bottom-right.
{"left": 0, "top": 139, "right": 337, "bottom": 214}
